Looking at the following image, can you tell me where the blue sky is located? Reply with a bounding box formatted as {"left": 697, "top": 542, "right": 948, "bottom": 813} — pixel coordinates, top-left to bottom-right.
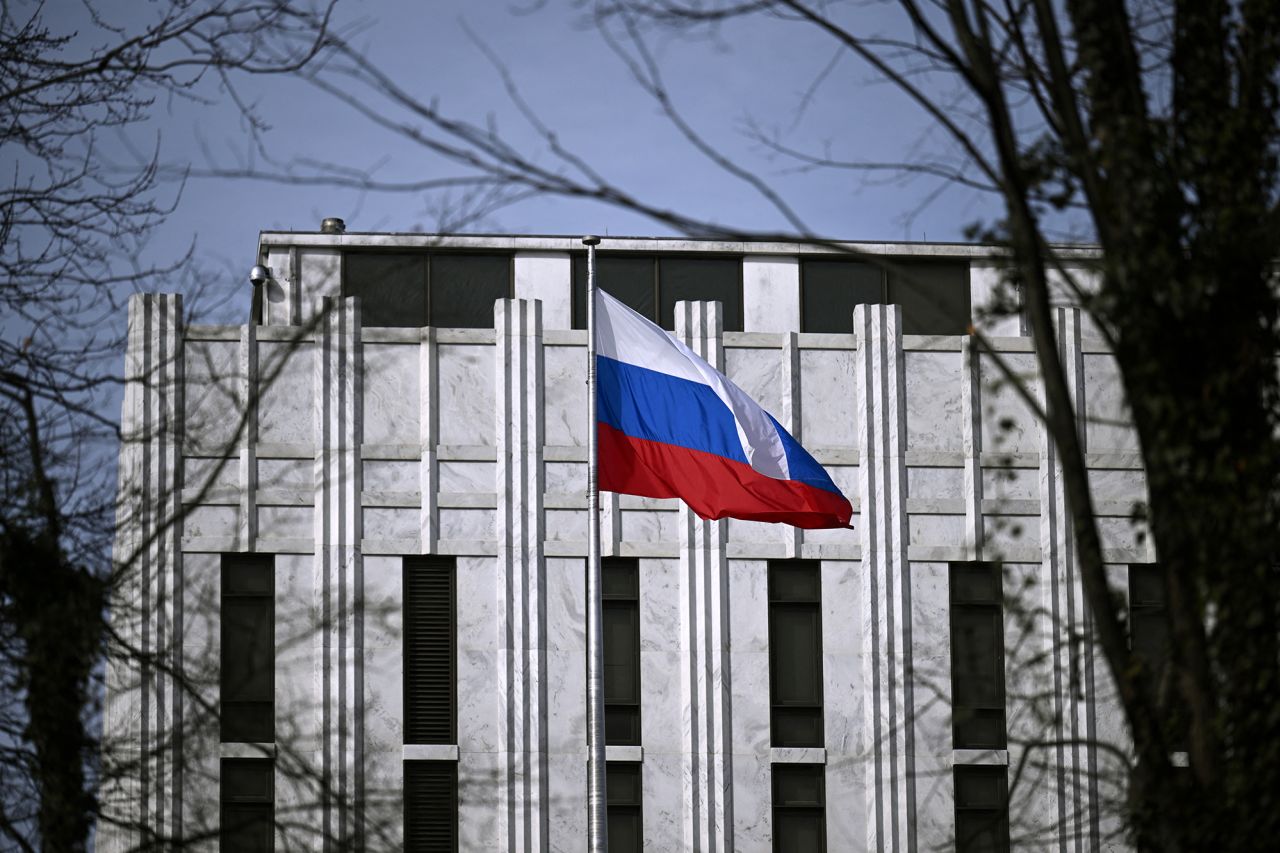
{"left": 96, "top": 0, "right": 1010, "bottom": 319}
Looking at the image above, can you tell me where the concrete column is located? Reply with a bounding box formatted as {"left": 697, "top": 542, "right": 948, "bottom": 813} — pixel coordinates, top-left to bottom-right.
{"left": 854, "top": 303, "right": 916, "bottom": 853}
{"left": 675, "top": 300, "right": 734, "bottom": 853}
{"left": 313, "top": 296, "right": 364, "bottom": 849}
{"left": 1037, "top": 306, "right": 1102, "bottom": 851}
{"left": 495, "top": 298, "right": 549, "bottom": 853}
{"left": 103, "top": 293, "right": 186, "bottom": 850}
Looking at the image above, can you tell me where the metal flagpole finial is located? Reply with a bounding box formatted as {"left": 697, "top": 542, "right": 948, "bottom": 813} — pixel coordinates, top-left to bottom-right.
{"left": 582, "top": 234, "right": 601, "bottom": 246}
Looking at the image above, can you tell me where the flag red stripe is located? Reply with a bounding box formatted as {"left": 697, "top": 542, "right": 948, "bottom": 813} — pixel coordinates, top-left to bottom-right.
{"left": 599, "top": 422, "right": 853, "bottom": 529}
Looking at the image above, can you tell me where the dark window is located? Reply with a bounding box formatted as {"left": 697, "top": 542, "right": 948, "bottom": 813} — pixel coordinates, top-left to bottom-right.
{"left": 772, "top": 764, "right": 825, "bottom": 853}
{"left": 221, "top": 758, "right": 274, "bottom": 852}
{"left": 954, "top": 764, "right": 1010, "bottom": 853}
{"left": 405, "top": 557, "right": 456, "bottom": 745}
{"left": 342, "top": 252, "right": 511, "bottom": 328}
{"left": 405, "top": 760, "right": 458, "bottom": 853}
{"left": 888, "top": 259, "right": 971, "bottom": 335}
{"left": 607, "top": 762, "right": 643, "bottom": 853}
{"left": 800, "top": 260, "right": 883, "bottom": 333}
{"left": 1129, "top": 564, "right": 1169, "bottom": 672}
{"left": 799, "top": 257, "right": 971, "bottom": 335}
{"left": 769, "top": 561, "right": 824, "bottom": 748}
{"left": 604, "top": 558, "right": 641, "bottom": 746}
{"left": 221, "top": 554, "right": 274, "bottom": 743}
{"left": 950, "top": 562, "right": 1007, "bottom": 749}
{"left": 573, "top": 254, "right": 743, "bottom": 331}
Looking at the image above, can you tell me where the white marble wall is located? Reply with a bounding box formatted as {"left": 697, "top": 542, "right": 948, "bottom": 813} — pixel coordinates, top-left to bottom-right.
{"left": 105, "top": 240, "right": 1144, "bottom": 852}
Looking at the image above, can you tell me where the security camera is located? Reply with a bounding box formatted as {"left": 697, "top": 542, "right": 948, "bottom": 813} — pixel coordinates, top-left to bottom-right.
{"left": 249, "top": 265, "right": 271, "bottom": 287}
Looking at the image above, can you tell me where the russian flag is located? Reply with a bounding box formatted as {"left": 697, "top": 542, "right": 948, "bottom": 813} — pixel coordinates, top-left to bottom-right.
{"left": 595, "top": 289, "right": 853, "bottom": 529}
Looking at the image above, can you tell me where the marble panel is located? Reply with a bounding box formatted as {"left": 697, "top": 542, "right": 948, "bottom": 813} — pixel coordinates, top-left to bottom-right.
{"left": 908, "top": 466, "right": 963, "bottom": 500}
{"left": 545, "top": 508, "right": 586, "bottom": 541}
{"left": 361, "top": 342, "right": 419, "bottom": 445}
{"left": 641, "top": 750, "right": 686, "bottom": 852}
{"left": 728, "top": 560, "right": 769, "bottom": 652}
{"left": 439, "top": 460, "right": 496, "bottom": 493}
{"left": 257, "top": 340, "right": 314, "bottom": 446}
{"left": 824, "top": 649, "right": 863, "bottom": 757}
{"left": 727, "top": 517, "right": 786, "bottom": 545}
{"left": 258, "top": 505, "right": 312, "bottom": 540}
{"left": 621, "top": 509, "right": 676, "bottom": 544}
{"left": 457, "top": 555, "right": 496, "bottom": 653}
{"left": 362, "top": 555, "right": 402, "bottom": 651}
{"left": 909, "top": 513, "right": 965, "bottom": 547}
{"left": 1098, "top": 516, "right": 1146, "bottom": 551}
{"left": 361, "top": 459, "right": 417, "bottom": 493}
{"left": 300, "top": 249, "right": 340, "bottom": 324}
{"left": 458, "top": 649, "right": 500, "bottom": 753}
{"left": 983, "top": 515, "right": 1039, "bottom": 559}
{"left": 826, "top": 464, "right": 859, "bottom": 499}
{"left": 743, "top": 256, "right": 800, "bottom": 333}
{"left": 546, "top": 648, "right": 586, "bottom": 755}
{"left": 184, "top": 339, "right": 242, "bottom": 451}
{"left": 543, "top": 344, "right": 586, "bottom": 447}
{"left": 438, "top": 344, "right": 495, "bottom": 446}
{"left": 970, "top": 263, "right": 1023, "bottom": 338}
{"left": 1088, "top": 468, "right": 1147, "bottom": 503}
{"left": 639, "top": 650, "right": 684, "bottom": 754}
{"left": 826, "top": 751, "right": 868, "bottom": 852}
{"left": 362, "top": 746, "right": 403, "bottom": 849}
{"left": 729, "top": 752, "right": 772, "bottom": 853}
{"left": 544, "top": 461, "right": 583, "bottom": 495}
{"left": 979, "top": 351, "right": 1041, "bottom": 455}
{"left": 258, "top": 458, "right": 313, "bottom": 491}
{"left": 799, "top": 349, "right": 857, "bottom": 448}
{"left": 363, "top": 638, "right": 402, "bottom": 752}
{"left": 363, "top": 507, "right": 417, "bottom": 540}
{"left": 513, "top": 252, "right": 571, "bottom": 329}
{"left": 983, "top": 465, "right": 1038, "bottom": 502}
{"left": 547, "top": 752, "right": 588, "bottom": 853}
{"left": 725, "top": 347, "right": 783, "bottom": 419}
{"left": 1084, "top": 353, "right": 1138, "bottom": 451}
{"left": 184, "top": 456, "right": 237, "bottom": 493}
{"left": 912, "top": 759, "right": 956, "bottom": 853}
{"left": 438, "top": 508, "right": 495, "bottom": 541}
{"left": 274, "top": 553, "right": 318, "bottom": 755}
{"left": 804, "top": 524, "right": 859, "bottom": 547}
{"left": 546, "top": 557, "right": 585, "bottom": 653}
{"left": 905, "top": 350, "right": 963, "bottom": 452}
{"left": 458, "top": 751, "right": 502, "bottom": 850}
{"left": 729, "top": 649, "right": 770, "bottom": 755}
{"left": 639, "top": 559, "right": 680, "bottom": 653}
{"left": 183, "top": 504, "right": 239, "bottom": 539}
{"left": 821, "top": 560, "right": 860, "bottom": 655}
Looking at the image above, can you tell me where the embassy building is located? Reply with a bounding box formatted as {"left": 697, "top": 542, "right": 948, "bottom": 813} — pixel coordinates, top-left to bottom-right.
{"left": 102, "top": 228, "right": 1153, "bottom": 851}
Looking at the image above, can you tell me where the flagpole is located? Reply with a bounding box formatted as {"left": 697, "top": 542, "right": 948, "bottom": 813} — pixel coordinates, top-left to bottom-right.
{"left": 583, "top": 234, "right": 608, "bottom": 853}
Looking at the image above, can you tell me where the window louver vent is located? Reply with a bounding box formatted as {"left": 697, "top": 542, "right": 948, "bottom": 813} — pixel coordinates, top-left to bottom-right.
{"left": 404, "top": 760, "right": 458, "bottom": 852}
{"left": 404, "top": 557, "right": 456, "bottom": 745}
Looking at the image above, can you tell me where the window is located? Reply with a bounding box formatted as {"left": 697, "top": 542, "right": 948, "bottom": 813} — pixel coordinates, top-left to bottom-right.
{"left": 949, "top": 562, "right": 1007, "bottom": 749}
{"left": 221, "top": 554, "right": 274, "bottom": 743}
{"left": 404, "top": 557, "right": 456, "bottom": 745}
{"left": 772, "top": 764, "right": 825, "bottom": 853}
{"left": 954, "top": 765, "right": 1010, "bottom": 853}
{"left": 342, "top": 252, "right": 512, "bottom": 328}
{"left": 800, "top": 258, "right": 971, "bottom": 335}
{"left": 572, "top": 254, "right": 743, "bottom": 331}
{"left": 603, "top": 558, "right": 641, "bottom": 745}
{"left": 221, "top": 758, "right": 274, "bottom": 852}
{"left": 607, "top": 762, "right": 643, "bottom": 853}
{"left": 769, "top": 560, "right": 824, "bottom": 748}
{"left": 404, "top": 760, "right": 458, "bottom": 853}
{"left": 1128, "top": 563, "right": 1169, "bottom": 675}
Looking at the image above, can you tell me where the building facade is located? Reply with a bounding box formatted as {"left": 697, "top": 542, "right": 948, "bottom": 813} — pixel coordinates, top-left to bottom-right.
{"left": 102, "top": 232, "right": 1149, "bottom": 851}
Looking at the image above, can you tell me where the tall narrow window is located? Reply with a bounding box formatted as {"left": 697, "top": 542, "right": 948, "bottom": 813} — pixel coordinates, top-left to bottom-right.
{"left": 404, "top": 557, "right": 456, "bottom": 745}
{"left": 772, "top": 764, "right": 826, "bottom": 852}
{"left": 603, "top": 557, "right": 641, "bottom": 745}
{"left": 221, "top": 554, "right": 274, "bottom": 743}
{"left": 1128, "top": 563, "right": 1169, "bottom": 675}
{"left": 405, "top": 760, "right": 458, "bottom": 853}
{"left": 954, "top": 764, "right": 1010, "bottom": 853}
{"left": 221, "top": 757, "right": 274, "bottom": 852}
{"left": 606, "top": 762, "right": 643, "bottom": 853}
{"left": 769, "top": 560, "right": 824, "bottom": 748}
{"left": 949, "top": 561, "right": 1007, "bottom": 749}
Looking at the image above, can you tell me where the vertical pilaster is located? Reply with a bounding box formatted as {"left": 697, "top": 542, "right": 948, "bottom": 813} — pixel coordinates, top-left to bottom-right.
{"left": 961, "top": 336, "right": 984, "bottom": 560}
{"left": 1038, "top": 306, "right": 1099, "bottom": 851}
{"left": 419, "top": 326, "right": 438, "bottom": 553}
{"left": 495, "top": 298, "right": 549, "bottom": 853}
{"left": 780, "top": 331, "right": 803, "bottom": 559}
{"left": 314, "top": 296, "right": 363, "bottom": 850}
{"left": 675, "top": 300, "right": 734, "bottom": 853}
{"left": 104, "top": 294, "right": 185, "bottom": 850}
{"left": 854, "top": 303, "right": 916, "bottom": 853}
{"left": 240, "top": 323, "right": 258, "bottom": 551}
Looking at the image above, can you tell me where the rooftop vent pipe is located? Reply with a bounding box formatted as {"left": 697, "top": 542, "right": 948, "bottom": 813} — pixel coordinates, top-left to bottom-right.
{"left": 321, "top": 217, "right": 346, "bottom": 234}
